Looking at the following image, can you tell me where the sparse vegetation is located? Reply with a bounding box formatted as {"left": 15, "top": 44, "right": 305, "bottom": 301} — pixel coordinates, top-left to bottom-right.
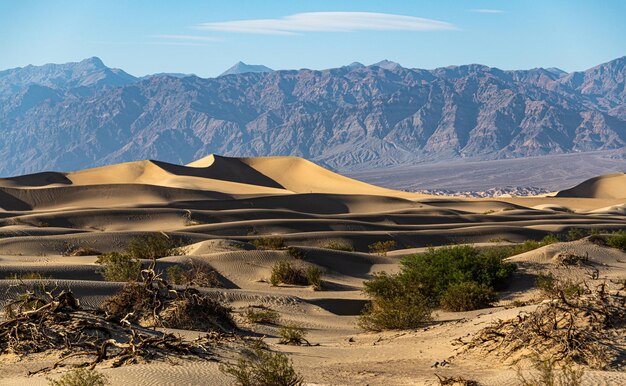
{"left": 605, "top": 230, "right": 626, "bottom": 251}
{"left": 63, "top": 246, "right": 102, "bottom": 256}
{"left": 126, "top": 233, "right": 183, "bottom": 259}
{"left": 278, "top": 323, "right": 309, "bottom": 346}
{"left": 9, "top": 272, "right": 48, "bottom": 280}
{"left": 286, "top": 246, "right": 305, "bottom": 259}
{"left": 269, "top": 260, "right": 322, "bottom": 289}
{"left": 244, "top": 306, "right": 280, "bottom": 325}
{"left": 220, "top": 341, "right": 303, "bottom": 386}
{"left": 535, "top": 273, "right": 583, "bottom": 298}
{"left": 368, "top": 240, "right": 397, "bottom": 255}
{"left": 440, "top": 282, "right": 496, "bottom": 312}
{"left": 359, "top": 245, "right": 516, "bottom": 330}
{"left": 95, "top": 252, "right": 142, "bottom": 282}
{"left": 254, "top": 236, "right": 285, "bottom": 250}
{"left": 321, "top": 241, "right": 354, "bottom": 252}
{"left": 566, "top": 228, "right": 586, "bottom": 241}
{"left": 47, "top": 368, "right": 109, "bottom": 386}
{"left": 166, "top": 262, "right": 222, "bottom": 288}
{"left": 516, "top": 355, "right": 585, "bottom": 386}
{"left": 435, "top": 374, "right": 480, "bottom": 386}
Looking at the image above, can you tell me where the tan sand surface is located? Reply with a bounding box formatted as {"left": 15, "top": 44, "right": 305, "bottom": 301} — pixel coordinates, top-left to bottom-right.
{"left": 1, "top": 155, "right": 625, "bottom": 385}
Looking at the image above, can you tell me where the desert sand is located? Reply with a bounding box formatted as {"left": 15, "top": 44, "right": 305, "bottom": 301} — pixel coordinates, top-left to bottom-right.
{"left": 0, "top": 155, "right": 625, "bottom": 385}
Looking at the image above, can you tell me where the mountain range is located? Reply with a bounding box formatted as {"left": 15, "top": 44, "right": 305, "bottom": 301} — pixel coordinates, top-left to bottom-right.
{"left": 0, "top": 56, "right": 625, "bottom": 176}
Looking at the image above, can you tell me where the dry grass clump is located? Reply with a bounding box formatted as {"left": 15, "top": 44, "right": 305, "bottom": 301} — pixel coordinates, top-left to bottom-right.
{"left": 9, "top": 272, "right": 49, "bottom": 280}
{"left": 277, "top": 324, "right": 310, "bottom": 346}
{"left": 47, "top": 368, "right": 109, "bottom": 386}
{"left": 270, "top": 260, "right": 323, "bottom": 289}
{"left": 95, "top": 253, "right": 142, "bottom": 282}
{"left": 220, "top": 340, "right": 303, "bottom": 386}
{"left": 463, "top": 283, "right": 626, "bottom": 369}
{"left": 516, "top": 356, "right": 584, "bottom": 386}
{"left": 244, "top": 306, "right": 280, "bottom": 325}
{"left": 166, "top": 262, "right": 222, "bottom": 288}
{"left": 254, "top": 237, "right": 285, "bottom": 250}
{"left": 321, "top": 241, "right": 354, "bottom": 252}
{"left": 63, "top": 246, "right": 102, "bottom": 256}
{"left": 368, "top": 240, "right": 397, "bottom": 255}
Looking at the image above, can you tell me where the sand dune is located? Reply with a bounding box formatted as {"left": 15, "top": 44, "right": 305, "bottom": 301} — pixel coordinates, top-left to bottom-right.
{"left": 557, "top": 172, "right": 626, "bottom": 198}
{"left": 1, "top": 155, "right": 626, "bottom": 385}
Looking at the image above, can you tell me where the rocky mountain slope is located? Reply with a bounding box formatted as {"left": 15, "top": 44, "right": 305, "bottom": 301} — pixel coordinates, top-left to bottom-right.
{"left": 0, "top": 56, "right": 625, "bottom": 176}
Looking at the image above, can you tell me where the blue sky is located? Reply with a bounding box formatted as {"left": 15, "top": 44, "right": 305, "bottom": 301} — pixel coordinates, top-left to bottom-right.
{"left": 1, "top": 0, "right": 624, "bottom": 77}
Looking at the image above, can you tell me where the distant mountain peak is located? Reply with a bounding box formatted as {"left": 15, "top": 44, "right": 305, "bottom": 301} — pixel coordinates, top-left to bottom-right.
{"left": 219, "top": 62, "right": 274, "bottom": 77}
{"left": 345, "top": 62, "right": 365, "bottom": 69}
{"left": 371, "top": 60, "right": 403, "bottom": 70}
{"left": 81, "top": 56, "right": 106, "bottom": 68}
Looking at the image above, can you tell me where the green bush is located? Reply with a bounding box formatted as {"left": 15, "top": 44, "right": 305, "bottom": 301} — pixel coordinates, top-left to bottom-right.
{"left": 47, "top": 368, "right": 109, "bottom": 386}
{"left": 321, "top": 241, "right": 355, "bottom": 252}
{"left": 359, "top": 272, "right": 434, "bottom": 331}
{"left": 220, "top": 341, "right": 303, "bottom": 386}
{"left": 254, "top": 237, "right": 285, "bottom": 250}
{"left": 567, "top": 228, "right": 586, "bottom": 241}
{"left": 305, "top": 266, "right": 322, "bottom": 290}
{"left": 95, "top": 253, "right": 142, "bottom": 282}
{"left": 368, "top": 240, "right": 397, "bottom": 255}
{"left": 126, "top": 234, "right": 182, "bottom": 259}
{"left": 244, "top": 306, "right": 280, "bottom": 325}
{"left": 440, "top": 282, "right": 496, "bottom": 311}
{"left": 606, "top": 230, "right": 626, "bottom": 251}
{"left": 277, "top": 323, "right": 308, "bottom": 345}
{"left": 286, "top": 246, "right": 305, "bottom": 259}
{"left": 535, "top": 273, "right": 583, "bottom": 298}
{"left": 402, "top": 245, "right": 516, "bottom": 300}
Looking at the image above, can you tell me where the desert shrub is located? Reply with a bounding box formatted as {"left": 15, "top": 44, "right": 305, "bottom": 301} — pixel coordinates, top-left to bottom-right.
{"left": 47, "top": 367, "right": 109, "bottom": 386}
{"left": 305, "top": 266, "right": 322, "bottom": 290}
{"left": 166, "top": 262, "right": 222, "bottom": 288}
{"left": 440, "top": 282, "right": 496, "bottom": 312}
{"left": 368, "top": 240, "right": 397, "bottom": 255}
{"left": 9, "top": 272, "right": 48, "bottom": 280}
{"left": 516, "top": 355, "right": 584, "bottom": 386}
{"left": 95, "top": 253, "right": 141, "bottom": 282}
{"left": 63, "top": 246, "right": 102, "bottom": 256}
{"left": 160, "top": 292, "right": 235, "bottom": 332}
{"left": 402, "top": 245, "right": 516, "bottom": 300}
{"left": 286, "top": 246, "right": 305, "bottom": 259}
{"left": 321, "top": 241, "right": 354, "bottom": 252}
{"left": 535, "top": 274, "right": 583, "bottom": 298}
{"left": 244, "top": 306, "right": 280, "bottom": 325}
{"left": 359, "top": 272, "right": 434, "bottom": 331}
{"left": 567, "top": 228, "right": 586, "bottom": 241}
{"left": 435, "top": 374, "right": 480, "bottom": 386}
{"left": 278, "top": 323, "right": 309, "bottom": 345}
{"left": 254, "top": 237, "right": 285, "bottom": 250}
{"left": 606, "top": 230, "right": 626, "bottom": 251}
{"left": 126, "top": 234, "right": 182, "bottom": 259}
{"left": 220, "top": 341, "right": 303, "bottom": 386}
{"left": 270, "top": 261, "right": 307, "bottom": 286}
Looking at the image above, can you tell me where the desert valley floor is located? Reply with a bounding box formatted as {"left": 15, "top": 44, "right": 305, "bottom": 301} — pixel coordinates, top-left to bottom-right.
{"left": 0, "top": 155, "right": 625, "bottom": 385}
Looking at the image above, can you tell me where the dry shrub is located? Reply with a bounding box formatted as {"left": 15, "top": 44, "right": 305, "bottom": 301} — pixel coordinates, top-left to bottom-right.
{"left": 63, "top": 246, "right": 102, "bottom": 256}
{"left": 463, "top": 283, "right": 626, "bottom": 369}
{"left": 160, "top": 291, "right": 235, "bottom": 332}
{"left": 166, "top": 262, "right": 222, "bottom": 288}
{"left": 220, "top": 340, "right": 303, "bottom": 386}
{"left": 244, "top": 306, "right": 280, "bottom": 325}
{"left": 126, "top": 234, "right": 183, "bottom": 259}
{"left": 47, "top": 368, "right": 109, "bottom": 386}
{"left": 9, "top": 272, "right": 49, "bottom": 280}
{"left": 277, "top": 324, "right": 309, "bottom": 346}
{"left": 321, "top": 241, "right": 354, "bottom": 252}
{"left": 435, "top": 374, "right": 480, "bottom": 386}
{"left": 535, "top": 274, "right": 584, "bottom": 299}
{"left": 95, "top": 253, "right": 141, "bottom": 282}
{"left": 553, "top": 252, "right": 589, "bottom": 267}
{"left": 368, "top": 240, "right": 397, "bottom": 255}
{"left": 516, "top": 355, "right": 584, "bottom": 386}
{"left": 270, "top": 261, "right": 322, "bottom": 289}
{"left": 254, "top": 237, "right": 285, "bottom": 250}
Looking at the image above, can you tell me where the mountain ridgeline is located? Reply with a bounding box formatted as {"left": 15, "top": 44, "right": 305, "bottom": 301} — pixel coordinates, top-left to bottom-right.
{"left": 0, "top": 56, "right": 625, "bottom": 176}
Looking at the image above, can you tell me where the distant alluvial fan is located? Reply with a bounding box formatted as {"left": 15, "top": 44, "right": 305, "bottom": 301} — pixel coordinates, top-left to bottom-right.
{"left": 0, "top": 56, "right": 625, "bottom": 176}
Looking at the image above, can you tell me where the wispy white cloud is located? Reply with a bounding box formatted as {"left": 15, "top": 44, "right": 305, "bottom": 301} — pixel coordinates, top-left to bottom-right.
{"left": 195, "top": 12, "right": 457, "bottom": 35}
{"left": 469, "top": 9, "right": 505, "bottom": 14}
{"left": 153, "top": 34, "right": 221, "bottom": 42}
